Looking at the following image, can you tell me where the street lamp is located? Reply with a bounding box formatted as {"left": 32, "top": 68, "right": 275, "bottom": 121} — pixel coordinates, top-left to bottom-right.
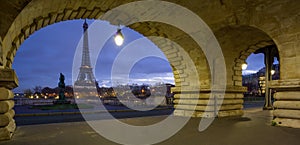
{"left": 271, "top": 70, "right": 275, "bottom": 75}
{"left": 241, "top": 63, "right": 248, "bottom": 70}
{"left": 114, "top": 28, "right": 124, "bottom": 46}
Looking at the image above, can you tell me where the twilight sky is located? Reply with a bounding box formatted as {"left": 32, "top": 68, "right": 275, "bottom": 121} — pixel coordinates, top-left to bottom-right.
{"left": 12, "top": 19, "right": 271, "bottom": 92}
{"left": 12, "top": 20, "right": 174, "bottom": 92}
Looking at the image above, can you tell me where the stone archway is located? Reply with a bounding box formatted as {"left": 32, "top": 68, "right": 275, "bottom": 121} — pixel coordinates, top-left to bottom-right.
{"left": 232, "top": 40, "right": 275, "bottom": 87}
{"left": 1, "top": 0, "right": 300, "bottom": 141}
{"left": 0, "top": 0, "right": 214, "bottom": 140}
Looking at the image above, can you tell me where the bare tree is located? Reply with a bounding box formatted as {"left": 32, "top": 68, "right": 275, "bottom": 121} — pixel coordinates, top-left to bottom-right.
{"left": 33, "top": 86, "right": 42, "bottom": 94}
{"left": 23, "top": 89, "right": 33, "bottom": 98}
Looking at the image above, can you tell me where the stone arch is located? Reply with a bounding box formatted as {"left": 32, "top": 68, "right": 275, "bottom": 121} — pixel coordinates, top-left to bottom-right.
{"left": 3, "top": 0, "right": 132, "bottom": 68}
{"left": 129, "top": 22, "right": 211, "bottom": 87}
{"left": 232, "top": 40, "right": 275, "bottom": 86}
{"left": 1, "top": 0, "right": 222, "bottom": 123}
{"left": 213, "top": 25, "right": 277, "bottom": 87}
{"left": 3, "top": 0, "right": 211, "bottom": 88}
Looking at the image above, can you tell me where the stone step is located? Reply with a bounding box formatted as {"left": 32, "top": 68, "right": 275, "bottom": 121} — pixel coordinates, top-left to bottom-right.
{"left": 273, "top": 118, "right": 300, "bottom": 128}
{"left": 173, "top": 99, "right": 243, "bottom": 105}
{"left": 174, "top": 104, "right": 243, "bottom": 111}
{"left": 273, "top": 101, "right": 300, "bottom": 110}
{"left": 274, "top": 109, "right": 300, "bottom": 119}
{"left": 0, "top": 87, "right": 13, "bottom": 100}
{"left": 173, "top": 109, "right": 243, "bottom": 118}
{"left": 0, "top": 109, "right": 15, "bottom": 127}
{"left": 0, "top": 119, "right": 16, "bottom": 140}
{"left": 0, "top": 100, "right": 14, "bottom": 114}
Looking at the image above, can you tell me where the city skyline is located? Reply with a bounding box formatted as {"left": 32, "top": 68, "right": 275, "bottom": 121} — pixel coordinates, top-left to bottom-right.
{"left": 12, "top": 19, "right": 174, "bottom": 92}
{"left": 12, "top": 19, "right": 274, "bottom": 93}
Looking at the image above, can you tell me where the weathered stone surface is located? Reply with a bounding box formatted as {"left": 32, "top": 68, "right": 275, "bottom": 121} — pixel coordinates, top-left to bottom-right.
{"left": 274, "top": 91, "right": 300, "bottom": 100}
{"left": 0, "top": 69, "right": 18, "bottom": 89}
{"left": 270, "top": 79, "right": 300, "bottom": 90}
{"left": 0, "top": 37, "right": 2, "bottom": 66}
{"left": 0, "top": 100, "right": 14, "bottom": 114}
{"left": 174, "top": 92, "right": 244, "bottom": 100}
{"left": 0, "top": 87, "right": 13, "bottom": 100}
{"left": 272, "top": 83, "right": 300, "bottom": 128}
{"left": 173, "top": 99, "right": 243, "bottom": 106}
{"left": 0, "top": 119, "right": 15, "bottom": 140}
{"left": 273, "top": 118, "right": 300, "bottom": 128}
{"left": 174, "top": 104, "right": 242, "bottom": 111}
{"left": 173, "top": 109, "right": 194, "bottom": 117}
{"left": 273, "top": 101, "right": 300, "bottom": 110}
{"left": 173, "top": 109, "right": 243, "bottom": 118}
{"left": 217, "top": 110, "right": 244, "bottom": 117}
{"left": 0, "top": 109, "right": 14, "bottom": 127}
{"left": 274, "top": 109, "right": 300, "bottom": 119}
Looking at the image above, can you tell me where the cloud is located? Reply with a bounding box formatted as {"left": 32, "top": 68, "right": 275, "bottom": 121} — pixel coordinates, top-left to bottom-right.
{"left": 242, "top": 70, "right": 258, "bottom": 75}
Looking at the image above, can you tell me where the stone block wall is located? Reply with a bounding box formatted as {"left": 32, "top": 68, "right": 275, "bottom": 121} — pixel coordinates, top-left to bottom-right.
{"left": 172, "top": 86, "right": 246, "bottom": 118}
{"left": 0, "top": 69, "right": 18, "bottom": 140}
{"left": 271, "top": 80, "right": 300, "bottom": 128}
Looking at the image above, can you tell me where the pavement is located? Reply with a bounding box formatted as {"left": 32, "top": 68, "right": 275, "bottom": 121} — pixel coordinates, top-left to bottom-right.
{"left": 14, "top": 109, "right": 173, "bottom": 126}
{"left": 1, "top": 107, "right": 300, "bottom": 145}
{"left": 14, "top": 105, "right": 173, "bottom": 116}
{"left": 13, "top": 101, "right": 264, "bottom": 117}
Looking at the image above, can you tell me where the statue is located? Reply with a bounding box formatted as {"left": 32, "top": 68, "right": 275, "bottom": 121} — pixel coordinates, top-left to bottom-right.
{"left": 58, "top": 73, "right": 66, "bottom": 101}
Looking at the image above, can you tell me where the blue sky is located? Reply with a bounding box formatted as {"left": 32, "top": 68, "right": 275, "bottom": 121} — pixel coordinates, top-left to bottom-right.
{"left": 12, "top": 20, "right": 174, "bottom": 92}
{"left": 12, "top": 19, "right": 270, "bottom": 92}
{"left": 243, "top": 53, "right": 279, "bottom": 75}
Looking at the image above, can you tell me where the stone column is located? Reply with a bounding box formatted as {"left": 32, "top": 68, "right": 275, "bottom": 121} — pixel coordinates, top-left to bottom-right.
{"left": 271, "top": 79, "right": 300, "bottom": 128}
{"left": 0, "top": 69, "right": 18, "bottom": 140}
{"left": 172, "top": 86, "right": 246, "bottom": 118}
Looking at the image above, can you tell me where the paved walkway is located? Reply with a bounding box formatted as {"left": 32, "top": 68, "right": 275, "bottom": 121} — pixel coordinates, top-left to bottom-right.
{"left": 14, "top": 105, "right": 172, "bottom": 116}
{"left": 1, "top": 108, "right": 300, "bottom": 145}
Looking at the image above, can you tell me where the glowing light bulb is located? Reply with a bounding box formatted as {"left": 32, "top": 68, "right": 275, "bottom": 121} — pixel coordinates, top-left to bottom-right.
{"left": 271, "top": 70, "right": 275, "bottom": 75}
{"left": 114, "top": 29, "right": 124, "bottom": 46}
{"left": 241, "top": 63, "right": 248, "bottom": 70}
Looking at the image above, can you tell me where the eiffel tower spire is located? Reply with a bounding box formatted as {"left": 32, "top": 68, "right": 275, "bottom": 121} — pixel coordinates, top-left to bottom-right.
{"left": 75, "top": 20, "right": 95, "bottom": 87}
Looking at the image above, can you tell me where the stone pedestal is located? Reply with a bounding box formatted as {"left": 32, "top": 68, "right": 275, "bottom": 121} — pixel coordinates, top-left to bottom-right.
{"left": 0, "top": 69, "right": 18, "bottom": 140}
{"left": 271, "top": 79, "right": 300, "bottom": 128}
{"left": 172, "top": 86, "right": 246, "bottom": 118}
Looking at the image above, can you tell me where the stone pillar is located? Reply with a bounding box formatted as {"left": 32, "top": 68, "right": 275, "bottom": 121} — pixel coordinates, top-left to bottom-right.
{"left": 271, "top": 79, "right": 300, "bottom": 128}
{"left": 172, "top": 86, "right": 246, "bottom": 118}
{"left": 0, "top": 69, "right": 18, "bottom": 140}
{"left": 0, "top": 37, "right": 3, "bottom": 67}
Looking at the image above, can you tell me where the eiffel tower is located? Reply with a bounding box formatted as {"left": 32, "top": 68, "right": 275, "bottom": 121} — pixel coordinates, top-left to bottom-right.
{"left": 74, "top": 20, "right": 96, "bottom": 88}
